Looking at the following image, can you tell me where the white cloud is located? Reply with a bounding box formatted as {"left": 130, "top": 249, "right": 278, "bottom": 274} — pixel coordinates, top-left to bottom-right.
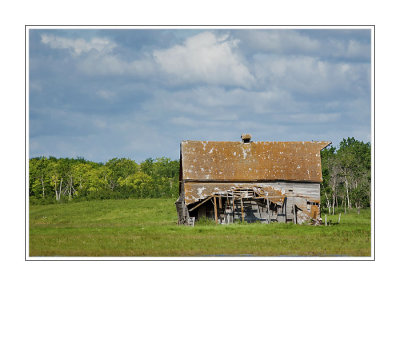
{"left": 40, "top": 34, "right": 155, "bottom": 76}
{"left": 153, "top": 32, "right": 255, "bottom": 87}
{"left": 40, "top": 31, "right": 255, "bottom": 88}
{"left": 41, "top": 34, "right": 116, "bottom": 56}
{"left": 286, "top": 113, "right": 341, "bottom": 123}
{"left": 170, "top": 112, "right": 239, "bottom": 127}
{"left": 345, "top": 39, "right": 371, "bottom": 59}
{"left": 170, "top": 116, "right": 204, "bottom": 127}
{"left": 141, "top": 86, "right": 294, "bottom": 119}
{"left": 77, "top": 54, "right": 156, "bottom": 76}
{"left": 96, "top": 89, "right": 115, "bottom": 100}
{"left": 252, "top": 54, "right": 370, "bottom": 96}
{"left": 238, "top": 30, "right": 370, "bottom": 61}
{"left": 241, "top": 30, "right": 320, "bottom": 54}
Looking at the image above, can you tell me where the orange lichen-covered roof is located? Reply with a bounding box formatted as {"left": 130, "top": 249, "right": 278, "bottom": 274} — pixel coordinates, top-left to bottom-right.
{"left": 181, "top": 140, "right": 331, "bottom": 183}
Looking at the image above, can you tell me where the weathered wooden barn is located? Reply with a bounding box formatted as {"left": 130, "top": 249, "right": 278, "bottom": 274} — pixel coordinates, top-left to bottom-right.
{"left": 176, "top": 134, "right": 331, "bottom": 225}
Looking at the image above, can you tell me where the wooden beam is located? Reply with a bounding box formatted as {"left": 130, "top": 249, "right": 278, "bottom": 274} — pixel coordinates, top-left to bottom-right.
{"left": 188, "top": 196, "right": 212, "bottom": 212}
{"left": 225, "top": 196, "right": 229, "bottom": 224}
{"left": 218, "top": 195, "right": 222, "bottom": 209}
{"left": 284, "top": 197, "right": 287, "bottom": 222}
{"left": 240, "top": 197, "right": 244, "bottom": 223}
{"left": 213, "top": 196, "right": 218, "bottom": 224}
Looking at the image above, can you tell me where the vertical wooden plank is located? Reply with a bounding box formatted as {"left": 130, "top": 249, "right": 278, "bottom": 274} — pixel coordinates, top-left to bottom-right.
{"left": 226, "top": 196, "right": 230, "bottom": 224}
{"left": 284, "top": 197, "right": 287, "bottom": 223}
{"left": 213, "top": 196, "right": 218, "bottom": 224}
{"left": 293, "top": 204, "right": 297, "bottom": 224}
{"left": 218, "top": 195, "right": 222, "bottom": 209}
{"left": 267, "top": 198, "right": 270, "bottom": 224}
{"left": 225, "top": 195, "right": 229, "bottom": 224}
{"left": 230, "top": 195, "right": 233, "bottom": 223}
{"left": 232, "top": 196, "right": 235, "bottom": 221}
{"left": 240, "top": 197, "right": 244, "bottom": 223}
{"left": 228, "top": 195, "right": 232, "bottom": 224}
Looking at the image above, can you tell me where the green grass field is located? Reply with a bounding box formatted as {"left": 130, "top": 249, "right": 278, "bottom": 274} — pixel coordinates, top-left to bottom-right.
{"left": 29, "top": 198, "right": 371, "bottom": 257}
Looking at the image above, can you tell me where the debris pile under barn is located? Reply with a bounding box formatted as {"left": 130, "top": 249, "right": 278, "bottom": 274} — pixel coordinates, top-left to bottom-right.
{"left": 176, "top": 134, "right": 331, "bottom": 225}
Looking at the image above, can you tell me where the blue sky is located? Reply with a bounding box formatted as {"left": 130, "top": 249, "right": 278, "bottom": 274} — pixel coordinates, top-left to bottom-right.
{"left": 29, "top": 28, "right": 371, "bottom": 162}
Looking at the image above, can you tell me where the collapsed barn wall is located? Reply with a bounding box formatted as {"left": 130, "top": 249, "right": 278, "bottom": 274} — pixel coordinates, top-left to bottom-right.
{"left": 179, "top": 181, "right": 321, "bottom": 225}
{"left": 184, "top": 181, "right": 320, "bottom": 205}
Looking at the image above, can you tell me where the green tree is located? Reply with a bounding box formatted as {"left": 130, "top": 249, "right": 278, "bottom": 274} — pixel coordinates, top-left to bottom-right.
{"left": 29, "top": 157, "right": 51, "bottom": 198}
{"left": 320, "top": 138, "right": 371, "bottom": 213}
{"left": 119, "top": 171, "right": 155, "bottom": 198}
{"left": 105, "top": 158, "right": 139, "bottom": 192}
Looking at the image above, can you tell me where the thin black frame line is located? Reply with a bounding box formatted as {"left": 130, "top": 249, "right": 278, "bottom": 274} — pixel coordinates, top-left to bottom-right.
{"left": 25, "top": 25, "right": 375, "bottom": 262}
{"left": 373, "top": 26, "right": 376, "bottom": 261}
{"left": 25, "top": 24, "right": 375, "bottom": 28}
{"left": 25, "top": 26, "right": 27, "bottom": 261}
{"left": 27, "top": 258, "right": 374, "bottom": 262}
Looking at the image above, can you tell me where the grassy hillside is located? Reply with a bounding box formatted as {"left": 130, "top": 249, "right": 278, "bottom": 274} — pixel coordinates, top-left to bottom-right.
{"left": 29, "top": 198, "right": 371, "bottom": 257}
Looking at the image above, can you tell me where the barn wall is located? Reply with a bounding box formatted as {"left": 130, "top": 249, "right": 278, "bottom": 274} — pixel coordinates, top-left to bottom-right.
{"left": 175, "top": 192, "right": 190, "bottom": 225}
{"left": 273, "top": 181, "right": 320, "bottom": 201}
{"left": 183, "top": 181, "right": 320, "bottom": 205}
{"left": 182, "top": 181, "right": 321, "bottom": 225}
{"left": 265, "top": 181, "right": 321, "bottom": 223}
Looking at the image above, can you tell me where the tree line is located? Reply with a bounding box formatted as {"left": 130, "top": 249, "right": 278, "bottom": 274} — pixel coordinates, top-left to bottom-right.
{"left": 29, "top": 138, "right": 371, "bottom": 209}
{"left": 29, "top": 157, "right": 180, "bottom": 204}
{"left": 320, "top": 137, "right": 371, "bottom": 214}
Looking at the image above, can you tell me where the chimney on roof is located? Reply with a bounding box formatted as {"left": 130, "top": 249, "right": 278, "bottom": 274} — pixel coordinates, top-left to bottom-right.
{"left": 241, "top": 133, "right": 252, "bottom": 143}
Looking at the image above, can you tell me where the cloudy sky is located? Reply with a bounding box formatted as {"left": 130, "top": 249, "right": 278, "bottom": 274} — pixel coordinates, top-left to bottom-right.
{"left": 29, "top": 28, "right": 371, "bottom": 162}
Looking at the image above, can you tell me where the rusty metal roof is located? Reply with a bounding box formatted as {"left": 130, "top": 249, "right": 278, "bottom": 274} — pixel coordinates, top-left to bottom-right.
{"left": 181, "top": 140, "right": 330, "bottom": 183}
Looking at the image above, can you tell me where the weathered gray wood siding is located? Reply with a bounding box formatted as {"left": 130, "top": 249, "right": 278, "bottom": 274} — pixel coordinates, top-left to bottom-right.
{"left": 268, "top": 181, "right": 320, "bottom": 200}
{"left": 175, "top": 193, "right": 190, "bottom": 225}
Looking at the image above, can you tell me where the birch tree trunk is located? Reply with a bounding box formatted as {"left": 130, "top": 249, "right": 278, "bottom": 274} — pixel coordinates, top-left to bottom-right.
{"left": 58, "top": 178, "right": 63, "bottom": 201}
{"left": 325, "top": 191, "right": 331, "bottom": 215}
{"left": 345, "top": 176, "right": 351, "bottom": 209}
{"left": 54, "top": 181, "right": 58, "bottom": 201}
{"left": 41, "top": 177, "right": 45, "bottom": 198}
{"left": 68, "top": 176, "right": 73, "bottom": 200}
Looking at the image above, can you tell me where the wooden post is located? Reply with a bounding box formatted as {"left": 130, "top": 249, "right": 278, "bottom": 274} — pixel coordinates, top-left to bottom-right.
{"left": 267, "top": 198, "right": 271, "bottom": 224}
{"left": 213, "top": 196, "right": 218, "bottom": 224}
{"left": 324, "top": 214, "right": 327, "bottom": 226}
{"left": 225, "top": 196, "right": 228, "bottom": 224}
{"left": 284, "top": 197, "right": 287, "bottom": 222}
{"left": 188, "top": 196, "right": 212, "bottom": 212}
{"left": 226, "top": 195, "right": 229, "bottom": 224}
{"left": 218, "top": 195, "right": 222, "bottom": 209}
{"left": 232, "top": 196, "right": 235, "bottom": 221}
{"left": 338, "top": 213, "right": 341, "bottom": 224}
{"left": 240, "top": 197, "right": 244, "bottom": 223}
{"left": 293, "top": 205, "right": 297, "bottom": 224}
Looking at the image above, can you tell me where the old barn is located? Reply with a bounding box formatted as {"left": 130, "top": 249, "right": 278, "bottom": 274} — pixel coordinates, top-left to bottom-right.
{"left": 176, "top": 134, "right": 330, "bottom": 225}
